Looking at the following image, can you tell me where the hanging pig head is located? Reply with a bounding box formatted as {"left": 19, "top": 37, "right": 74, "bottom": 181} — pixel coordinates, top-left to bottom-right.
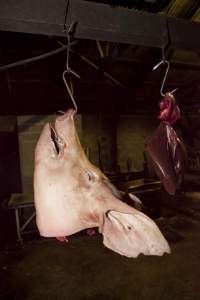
{"left": 34, "top": 109, "right": 170, "bottom": 258}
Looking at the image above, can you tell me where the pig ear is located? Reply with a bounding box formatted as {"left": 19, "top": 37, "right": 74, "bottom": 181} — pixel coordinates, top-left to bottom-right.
{"left": 100, "top": 210, "right": 170, "bottom": 258}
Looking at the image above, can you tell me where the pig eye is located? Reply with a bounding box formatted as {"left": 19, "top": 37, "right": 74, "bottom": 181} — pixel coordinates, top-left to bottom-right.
{"left": 87, "top": 171, "right": 96, "bottom": 182}
{"left": 87, "top": 172, "right": 93, "bottom": 181}
{"left": 127, "top": 226, "right": 132, "bottom": 230}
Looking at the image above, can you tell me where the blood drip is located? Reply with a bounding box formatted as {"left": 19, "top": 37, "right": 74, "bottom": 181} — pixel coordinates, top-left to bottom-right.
{"left": 56, "top": 236, "right": 68, "bottom": 242}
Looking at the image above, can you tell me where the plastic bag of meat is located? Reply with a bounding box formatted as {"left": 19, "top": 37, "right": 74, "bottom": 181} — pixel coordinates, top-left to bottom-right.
{"left": 146, "top": 93, "right": 187, "bottom": 195}
{"left": 34, "top": 109, "right": 170, "bottom": 258}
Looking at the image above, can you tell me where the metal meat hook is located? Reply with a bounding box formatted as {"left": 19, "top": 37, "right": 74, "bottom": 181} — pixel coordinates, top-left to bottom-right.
{"left": 153, "top": 48, "right": 178, "bottom": 97}
{"left": 63, "top": 21, "right": 80, "bottom": 111}
{"left": 62, "top": 70, "right": 78, "bottom": 113}
{"left": 63, "top": 0, "right": 80, "bottom": 112}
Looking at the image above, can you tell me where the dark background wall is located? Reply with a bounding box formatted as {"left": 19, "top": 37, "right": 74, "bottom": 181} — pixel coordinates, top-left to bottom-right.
{"left": 0, "top": 117, "right": 21, "bottom": 249}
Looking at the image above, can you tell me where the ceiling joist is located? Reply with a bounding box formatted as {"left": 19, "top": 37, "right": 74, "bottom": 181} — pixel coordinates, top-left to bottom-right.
{"left": 0, "top": 0, "right": 200, "bottom": 50}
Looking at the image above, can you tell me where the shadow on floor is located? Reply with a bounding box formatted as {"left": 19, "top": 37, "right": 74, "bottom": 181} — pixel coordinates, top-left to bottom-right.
{"left": 1, "top": 213, "right": 200, "bottom": 300}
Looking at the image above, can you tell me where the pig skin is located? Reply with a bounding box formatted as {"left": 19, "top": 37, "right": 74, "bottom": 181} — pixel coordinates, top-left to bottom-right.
{"left": 34, "top": 109, "right": 170, "bottom": 258}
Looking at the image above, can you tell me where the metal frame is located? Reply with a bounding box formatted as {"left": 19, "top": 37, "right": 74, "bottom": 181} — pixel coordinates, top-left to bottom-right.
{"left": 14, "top": 206, "right": 36, "bottom": 244}
{"left": 2, "top": 195, "right": 37, "bottom": 244}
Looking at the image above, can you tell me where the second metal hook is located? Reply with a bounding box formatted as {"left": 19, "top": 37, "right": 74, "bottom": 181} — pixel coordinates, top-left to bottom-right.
{"left": 62, "top": 0, "right": 79, "bottom": 112}
{"left": 63, "top": 70, "right": 78, "bottom": 113}
{"left": 153, "top": 49, "right": 178, "bottom": 97}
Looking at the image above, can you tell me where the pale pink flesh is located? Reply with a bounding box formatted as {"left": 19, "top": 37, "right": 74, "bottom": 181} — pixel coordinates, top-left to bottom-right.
{"left": 34, "top": 109, "right": 171, "bottom": 258}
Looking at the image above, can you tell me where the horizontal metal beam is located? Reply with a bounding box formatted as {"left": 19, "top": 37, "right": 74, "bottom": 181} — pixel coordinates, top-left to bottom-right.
{"left": 0, "top": 0, "right": 200, "bottom": 50}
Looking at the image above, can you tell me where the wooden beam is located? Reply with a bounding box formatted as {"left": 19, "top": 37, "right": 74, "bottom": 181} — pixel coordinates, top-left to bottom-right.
{"left": 0, "top": 0, "right": 200, "bottom": 50}
{"left": 0, "top": 0, "right": 167, "bottom": 47}
{"left": 168, "top": 17, "right": 200, "bottom": 51}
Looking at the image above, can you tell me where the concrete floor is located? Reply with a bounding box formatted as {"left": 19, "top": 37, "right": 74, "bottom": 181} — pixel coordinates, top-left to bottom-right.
{"left": 1, "top": 213, "right": 200, "bottom": 300}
